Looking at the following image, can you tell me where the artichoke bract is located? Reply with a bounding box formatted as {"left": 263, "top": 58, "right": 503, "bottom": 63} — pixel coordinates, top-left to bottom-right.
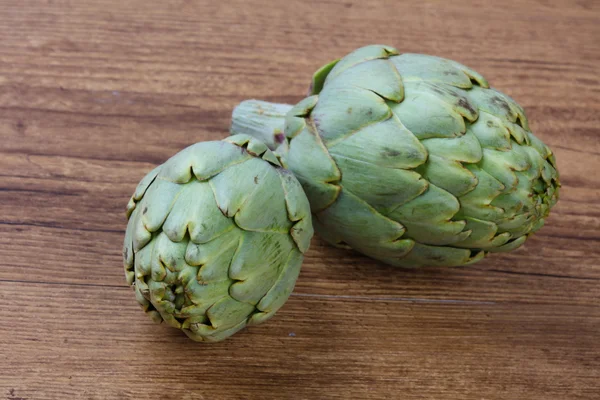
{"left": 123, "top": 134, "right": 313, "bottom": 342}
{"left": 231, "top": 45, "right": 560, "bottom": 268}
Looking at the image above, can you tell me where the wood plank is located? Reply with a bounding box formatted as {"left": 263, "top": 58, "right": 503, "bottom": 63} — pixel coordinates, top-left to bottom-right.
{"left": 1, "top": 223, "right": 600, "bottom": 308}
{"left": 1, "top": 282, "right": 599, "bottom": 400}
{"left": 0, "top": 151, "right": 598, "bottom": 307}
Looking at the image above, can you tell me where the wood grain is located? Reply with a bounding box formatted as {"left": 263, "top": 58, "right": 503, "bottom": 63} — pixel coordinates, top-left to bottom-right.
{"left": 1, "top": 0, "right": 599, "bottom": 399}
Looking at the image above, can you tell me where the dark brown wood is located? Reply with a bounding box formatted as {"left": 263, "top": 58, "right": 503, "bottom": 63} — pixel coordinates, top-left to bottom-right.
{"left": 1, "top": 1, "right": 599, "bottom": 399}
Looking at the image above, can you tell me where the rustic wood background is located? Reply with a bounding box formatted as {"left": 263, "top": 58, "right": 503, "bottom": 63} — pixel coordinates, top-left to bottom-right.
{"left": 1, "top": 0, "right": 599, "bottom": 399}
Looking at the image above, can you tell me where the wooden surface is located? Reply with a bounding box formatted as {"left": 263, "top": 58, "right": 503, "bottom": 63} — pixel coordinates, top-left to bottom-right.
{"left": 1, "top": 0, "right": 599, "bottom": 399}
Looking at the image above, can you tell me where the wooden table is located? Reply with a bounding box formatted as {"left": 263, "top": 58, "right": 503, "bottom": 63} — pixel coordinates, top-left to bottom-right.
{"left": 1, "top": 1, "right": 599, "bottom": 399}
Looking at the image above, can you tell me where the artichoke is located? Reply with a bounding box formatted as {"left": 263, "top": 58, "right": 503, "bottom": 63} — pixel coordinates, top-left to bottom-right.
{"left": 123, "top": 134, "right": 313, "bottom": 342}
{"left": 231, "top": 45, "right": 559, "bottom": 267}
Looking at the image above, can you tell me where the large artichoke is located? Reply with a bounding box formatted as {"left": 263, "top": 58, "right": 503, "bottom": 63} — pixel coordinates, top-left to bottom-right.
{"left": 231, "top": 45, "right": 559, "bottom": 267}
{"left": 123, "top": 134, "right": 313, "bottom": 342}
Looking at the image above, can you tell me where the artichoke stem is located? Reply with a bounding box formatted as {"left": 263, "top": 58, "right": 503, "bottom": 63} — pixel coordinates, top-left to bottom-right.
{"left": 231, "top": 100, "right": 292, "bottom": 154}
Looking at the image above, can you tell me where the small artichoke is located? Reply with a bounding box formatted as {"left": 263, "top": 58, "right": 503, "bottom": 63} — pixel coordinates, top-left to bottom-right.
{"left": 231, "top": 45, "right": 559, "bottom": 267}
{"left": 123, "top": 135, "right": 313, "bottom": 342}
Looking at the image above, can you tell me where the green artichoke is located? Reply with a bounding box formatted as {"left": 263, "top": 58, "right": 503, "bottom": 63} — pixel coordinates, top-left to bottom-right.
{"left": 231, "top": 45, "right": 559, "bottom": 267}
{"left": 123, "top": 134, "right": 313, "bottom": 342}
